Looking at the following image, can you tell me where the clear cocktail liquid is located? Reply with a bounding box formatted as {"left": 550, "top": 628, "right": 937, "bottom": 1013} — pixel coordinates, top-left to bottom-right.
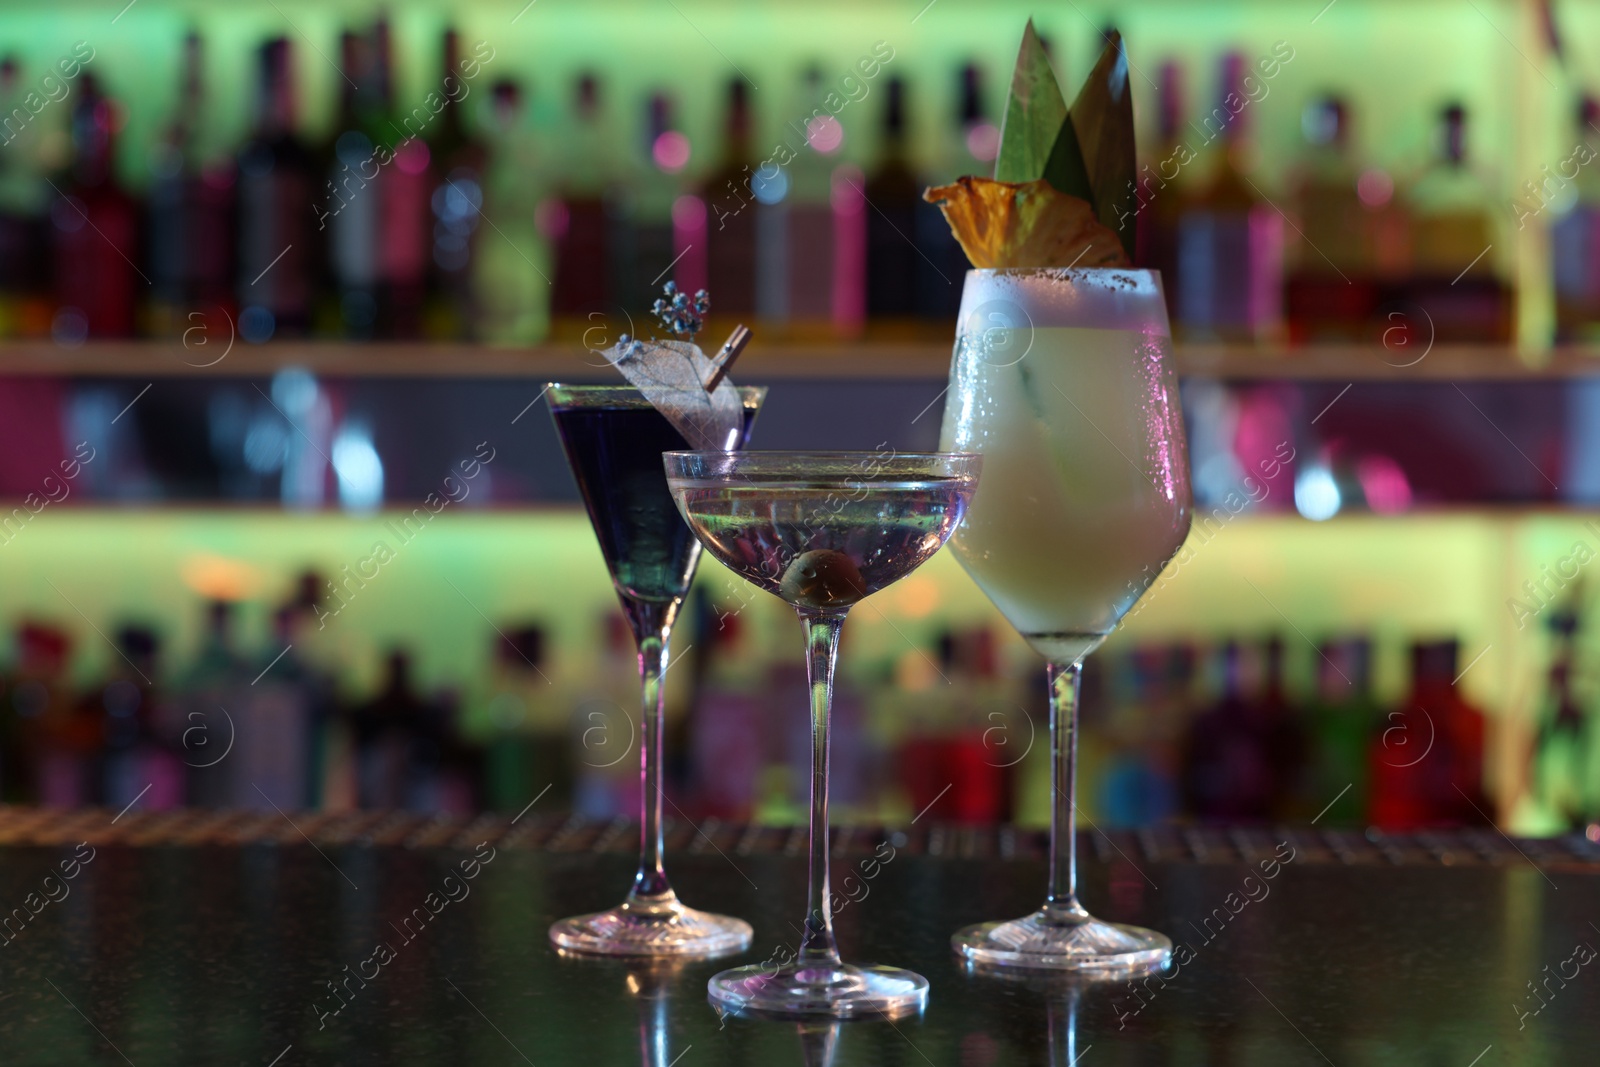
{"left": 673, "top": 480, "right": 970, "bottom": 610}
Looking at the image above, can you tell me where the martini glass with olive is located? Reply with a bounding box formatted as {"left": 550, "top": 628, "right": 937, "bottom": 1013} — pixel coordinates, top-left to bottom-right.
{"left": 665, "top": 450, "right": 980, "bottom": 1018}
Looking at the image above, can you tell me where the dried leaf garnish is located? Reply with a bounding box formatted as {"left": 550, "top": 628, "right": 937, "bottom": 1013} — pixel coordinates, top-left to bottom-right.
{"left": 923, "top": 176, "right": 1131, "bottom": 270}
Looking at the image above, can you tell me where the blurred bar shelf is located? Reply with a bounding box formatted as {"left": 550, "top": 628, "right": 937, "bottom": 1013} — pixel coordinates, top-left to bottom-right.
{"left": 4, "top": 341, "right": 1600, "bottom": 380}
{"left": 8, "top": 807, "right": 1600, "bottom": 872}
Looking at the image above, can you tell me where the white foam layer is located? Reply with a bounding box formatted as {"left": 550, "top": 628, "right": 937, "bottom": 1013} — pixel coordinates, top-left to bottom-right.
{"left": 957, "top": 268, "right": 1170, "bottom": 335}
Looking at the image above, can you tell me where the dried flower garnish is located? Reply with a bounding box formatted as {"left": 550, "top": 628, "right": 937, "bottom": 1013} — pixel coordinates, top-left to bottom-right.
{"left": 650, "top": 281, "right": 711, "bottom": 340}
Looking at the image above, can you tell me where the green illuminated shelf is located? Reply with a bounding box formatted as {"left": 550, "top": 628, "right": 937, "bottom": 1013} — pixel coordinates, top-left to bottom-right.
{"left": 0, "top": 341, "right": 1597, "bottom": 380}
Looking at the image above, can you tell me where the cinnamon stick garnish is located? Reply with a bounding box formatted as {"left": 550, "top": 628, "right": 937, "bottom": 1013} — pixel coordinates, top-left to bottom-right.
{"left": 704, "top": 324, "right": 751, "bottom": 391}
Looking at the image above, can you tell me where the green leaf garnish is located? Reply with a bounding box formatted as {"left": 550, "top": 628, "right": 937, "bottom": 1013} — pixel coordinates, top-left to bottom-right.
{"left": 1041, "top": 112, "right": 1095, "bottom": 206}
{"left": 1069, "top": 31, "right": 1138, "bottom": 261}
{"left": 992, "top": 25, "right": 1139, "bottom": 260}
{"left": 993, "top": 21, "right": 1069, "bottom": 185}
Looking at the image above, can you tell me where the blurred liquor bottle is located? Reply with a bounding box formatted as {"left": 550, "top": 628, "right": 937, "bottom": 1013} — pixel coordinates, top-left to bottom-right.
{"left": 752, "top": 121, "right": 787, "bottom": 331}
{"left": 775, "top": 66, "right": 836, "bottom": 338}
{"left": 1369, "top": 639, "right": 1491, "bottom": 829}
{"left": 371, "top": 18, "right": 432, "bottom": 340}
{"left": 1149, "top": 643, "right": 1200, "bottom": 817}
{"left": 1298, "top": 636, "right": 1378, "bottom": 825}
{"left": 789, "top": 66, "right": 866, "bottom": 340}
{"left": 325, "top": 29, "right": 379, "bottom": 339}
{"left": 916, "top": 63, "right": 993, "bottom": 320}
{"left": 475, "top": 79, "right": 549, "bottom": 343}
{"left": 774, "top": 651, "right": 867, "bottom": 817}
{"left": 282, "top": 574, "right": 339, "bottom": 809}
{"left": 1136, "top": 62, "right": 1188, "bottom": 320}
{"left": 1550, "top": 97, "right": 1600, "bottom": 343}
{"left": 946, "top": 627, "right": 1011, "bottom": 823}
{"left": 180, "top": 600, "right": 250, "bottom": 807}
{"left": 411, "top": 684, "right": 478, "bottom": 815}
{"left": 858, "top": 643, "right": 934, "bottom": 821}
{"left": 1527, "top": 585, "right": 1591, "bottom": 830}
{"left": 1285, "top": 96, "right": 1379, "bottom": 342}
{"left": 1181, "top": 638, "right": 1304, "bottom": 820}
{"left": 236, "top": 38, "right": 316, "bottom": 340}
{"left": 894, "top": 628, "right": 1014, "bottom": 824}
{"left": 864, "top": 76, "right": 923, "bottom": 334}
{"left": 548, "top": 72, "right": 616, "bottom": 335}
{"left": 1253, "top": 636, "right": 1307, "bottom": 819}
{"left": 54, "top": 73, "right": 138, "bottom": 340}
{"left": 0, "top": 56, "right": 55, "bottom": 339}
{"left": 1181, "top": 639, "right": 1266, "bottom": 821}
{"left": 688, "top": 611, "right": 764, "bottom": 820}
{"left": 1072, "top": 645, "right": 1114, "bottom": 823}
{"left": 703, "top": 77, "right": 758, "bottom": 324}
{"left": 89, "top": 626, "right": 183, "bottom": 811}
{"left": 898, "top": 630, "right": 962, "bottom": 823}
{"left": 830, "top": 157, "right": 868, "bottom": 337}
{"left": 416, "top": 30, "right": 483, "bottom": 337}
{"left": 423, "top": 30, "right": 489, "bottom": 341}
{"left": 148, "top": 32, "right": 235, "bottom": 342}
{"left": 1091, "top": 648, "right": 1147, "bottom": 827}
{"left": 1096, "top": 645, "right": 1183, "bottom": 827}
{"left": 440, "top": 693, "right": 487, "bottom": 814}
{"left": 1173, "top": 52, "right": 1284, "bottom": 345}
{"left": 617, "top": 92, "right": 686, "bottom": 319}
{"left": 1404, "top": 103, "right": 1510, "bottom": 343}
{"left": 237, "top": 608, "right": 321, "bottom": 811}
{"left": 350, "top": 650, "right": 430, "bottom": 809}
{"left": 478, "top": 626, "right": 570, "bottom": 815}
{"left": 0, "top": 623, "right": 29, "bottom": 801}
{"left": 571, "top": 613, "right": 641, "bottom": 819}
{"left": 4, "top": 624, "right": 73, "bottom": 805}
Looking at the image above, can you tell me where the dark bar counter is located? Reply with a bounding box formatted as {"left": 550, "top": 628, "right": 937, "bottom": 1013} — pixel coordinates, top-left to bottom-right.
{"left": 0, "top": 810, "right": 1596, "bottom": 1065}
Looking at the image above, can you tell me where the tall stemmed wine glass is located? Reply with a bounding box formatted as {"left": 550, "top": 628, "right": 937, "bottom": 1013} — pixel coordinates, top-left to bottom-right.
{"left": 939, "top": 268, "right": 1191, "bottom": 971}
{"left": 546, "top": 384, "right": 765, "bottom": 958}
{"left": 665, "top": 450, "right": 980, "bottom": 1016}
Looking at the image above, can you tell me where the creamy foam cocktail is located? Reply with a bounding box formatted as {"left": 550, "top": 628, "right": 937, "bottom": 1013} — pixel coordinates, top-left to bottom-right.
{"left": 939, "top": 267, "right": 1192, "bottom": 973}
{"left": 940, "top": 268, "right": 1191, "bottom": 664}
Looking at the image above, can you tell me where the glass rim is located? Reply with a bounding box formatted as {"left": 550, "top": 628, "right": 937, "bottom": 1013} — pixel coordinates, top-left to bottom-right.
{"left": 544, "top": 382, "right": 767, "bottom": 410}
{"left": 664, "top": 449, "right": 978, "bottom": 459}
{"left": 963, "top": 266, "right": 1160, "bottom": 278}
{"left": 662, "top": 449, "right": 981, "bottom": 480}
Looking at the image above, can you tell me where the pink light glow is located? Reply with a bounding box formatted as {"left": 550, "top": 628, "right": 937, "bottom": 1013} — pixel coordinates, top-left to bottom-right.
{"left": 652, "top": 131, "right": 691, "bottom": 172}
{"left": 1357, "top": 168, "right": 1394, "bottom": 207}
{"left": 395, "top": 139, "right": 431, "bottom": 175}
{"left": 1357, "top": 454, "right": 1413, "bottom": 513}
{"left": 966, "top": 122, "right": 1000, "bottom": 162}
{"left": 806, "top": 115, "right": 844, "bottom": 154}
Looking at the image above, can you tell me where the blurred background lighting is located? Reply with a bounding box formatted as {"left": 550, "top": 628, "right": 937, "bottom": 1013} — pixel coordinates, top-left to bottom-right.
{"left": 332, "top": 422, "right": 384, "bottom": 512}
{"left": 1295, "top": 464, "right": 1342, "bottom": 521}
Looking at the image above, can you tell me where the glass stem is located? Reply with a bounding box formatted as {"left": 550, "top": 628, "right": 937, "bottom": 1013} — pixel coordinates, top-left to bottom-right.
{"left": 1047, "top": 986, "right": 1083, "bottom": 1065}
{"left": 1045, "top": 660, "right": 1090, "bottom": 923}
{"left": 638, "top": 986, "right": 668, "bottom": 1067}
{"left": 625, "top": 597, "right": 679, "bottom": 903}
{"left": 798, "top": 607, "right": 847, "bottom": 966}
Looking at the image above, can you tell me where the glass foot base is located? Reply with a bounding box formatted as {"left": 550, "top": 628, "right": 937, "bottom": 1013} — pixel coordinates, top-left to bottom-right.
{"left": 953, "top": 909, "right": 1171, "bottom": 973}
{"left": 708, "top": 961, "right": 929, "bottom": 1019}
{"left": 549, "top": 896, "right": 752, "bottom": 959}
